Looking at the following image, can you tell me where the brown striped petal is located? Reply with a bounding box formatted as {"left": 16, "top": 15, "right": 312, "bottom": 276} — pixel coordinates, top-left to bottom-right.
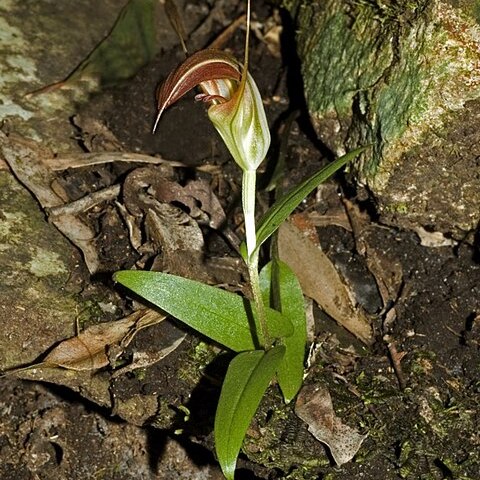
{"left": 154, "top": 49, "right": 241, "bottom": 132}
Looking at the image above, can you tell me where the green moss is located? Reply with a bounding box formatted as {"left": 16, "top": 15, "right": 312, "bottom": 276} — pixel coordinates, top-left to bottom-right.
{"left": 445, "top": 0, "right": 480, "bottom": 23}
{"left": 382, "top": 202, "right": 409, "bottom": 215}
{"left": 0, "top": 173, "right": 84, "bottom": 369}
{"left": 133, "top": 368, "right": 147, "bottom": 381}
{"left": 409, "top": 350, "right": 436, "bottom": 375}
{"left": 74, "top": 300, "right": 105, "bottom": 329}
{"left": 150, "top": 397, "right": 177, "bottom": 428}
{"left": 235, "top": 349, "right": 480, "bottom": 477}
{"left": 475, "top": 0, "right": 480, "bottom": 22}
{"left": 0, "top": 173, "right": 72, "bottom": 288}
{"left": 296, "top": 3, "right": 394, "bottom": 119}
{"left": 193, "top": 340, "right": 217, "bottom": 364}
{"left": 176, "top": 340, "right": 219, "bottom": 384}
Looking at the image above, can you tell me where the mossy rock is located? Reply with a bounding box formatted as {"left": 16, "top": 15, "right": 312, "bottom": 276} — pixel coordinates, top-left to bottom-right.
{"left": 0, "top": 172, "right": 79, "bottom": 369}
{"left": 284, "top": 0, "right": 480, "bottom": 236}
{"left": 0, "top": 0, "right": 200, "bottom": 423}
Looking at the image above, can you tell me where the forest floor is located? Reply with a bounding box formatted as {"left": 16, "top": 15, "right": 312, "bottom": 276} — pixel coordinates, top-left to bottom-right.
{"left": 1, "top": 1, "right": 479, "bottom": 479}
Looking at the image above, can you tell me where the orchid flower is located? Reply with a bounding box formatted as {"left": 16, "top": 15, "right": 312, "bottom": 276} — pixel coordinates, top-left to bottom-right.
{"left": 155, "top": 0, "right": 273, "bottom": 257}
{"left": 154, "top": 49, "right": 270, "bottom": 174}
{"left": 154, "top": 1, "right": 271, "bottom": 348}
{"left": 155, "top": 45, "right": 271, "bottom": 250}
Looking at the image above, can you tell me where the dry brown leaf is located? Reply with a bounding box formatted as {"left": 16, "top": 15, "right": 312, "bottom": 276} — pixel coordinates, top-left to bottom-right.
{"left": 122, "top": 167, "right": 229, "bottom": 279}
{"left": 123, "top": 167, "right": 226, "bottom": 229}
{"left": 303, "top": 210, "right": 352, "bottom": 232}
{"left": 111, "top": 334, "right": 185, "bottom": 378}
{"left": 4, "top": 310, "right": 166, "bottom": 374}
{"left": 123, "top": 167, "right": 204, "bottom": 260}
{"left": 342, "top": 199, "right": 403, "bottom": 313}
{"left": 47, "top": 185, "right": 121, "bottom": 218}
{"left": 116, "top": 201, "right": 143, "bottom": 252}
{"left": 43, "top": 321, "right": 133, "bottom": 371}
{"left": 0, "top": 132, "right": 62, "bottom": 207}
{"left": 144, "top": 203, "right": 206, "bottom": 278}
{"left": 183, "top": 179, "right": 226, "bottom": 229}
{"left": 290, "top": 212, "right": 322, "bottom": 245}
{"left": 278, "top": 221, "right": 374, "bottom": 345}
{"left": 120, "top": 309, "right": 169, "bottom": 348}
{"left": 414, "top": 226, "right": 456, "bottom": 247}
{"left": 42, "top": 309, "right": 166, "bottom": 371}
{"left": 0, "top": 132, "right": 101, "bottom": 273}
{"left": 295, "top": 384, "right": 367, "bottom": 465}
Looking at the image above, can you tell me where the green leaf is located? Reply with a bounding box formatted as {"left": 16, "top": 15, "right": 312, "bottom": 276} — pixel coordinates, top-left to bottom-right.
{"left": 69, "top": 0, "right": 159, "bottom": 88}
{"left": 254, "top": 146, "right": 368, "bottom": 256}
{"left": 114, "top": 271, "right": 293, "bottom": 351}
{"left": 215, "top": 346, "right": 285, "bottom": 479}
{"left": 259, "top": 260, "right": 306, "bottom": 403}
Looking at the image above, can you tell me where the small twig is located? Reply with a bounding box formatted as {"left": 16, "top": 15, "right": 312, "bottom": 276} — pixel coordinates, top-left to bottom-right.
{"left": 208, "top": 14, "right": 247, "bottom": 49}
{"left": 47, "top": 184, "right": 121, "bottom": 217}
{"left": 45, "top": 152, "right": 186, "bottom": 171}
{"left": 384, "top": 335, "right": 407, "bottom": 390}
{"left": 342, "top": 197, "right": 368, "bottom": 255}
{"left": 164, "top": 0, "right": 189, "bottom": 56}
{"left": 221, "top": 227, "right": 242, "bottom": 255}
{"left": 24, "top": 80, "right": 68, "bottom": 98}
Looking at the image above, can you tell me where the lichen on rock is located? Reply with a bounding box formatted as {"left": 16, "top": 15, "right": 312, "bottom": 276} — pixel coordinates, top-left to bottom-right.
{"left": 285, "top": 0, "right": 480, "bottom": 236}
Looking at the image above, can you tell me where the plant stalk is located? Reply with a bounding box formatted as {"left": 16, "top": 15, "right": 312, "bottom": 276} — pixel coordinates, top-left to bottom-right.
{"left": 242, "top": 170, "right": 257, "bottom": 258}
{"left": 242, "top": 169, "right": 271, "bottom": 349}
{"left": 247, "top": 251, "right": 271, "bottom": 349}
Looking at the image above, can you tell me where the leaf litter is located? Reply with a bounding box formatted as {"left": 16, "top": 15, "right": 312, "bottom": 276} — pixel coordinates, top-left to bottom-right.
{"left": 3, "top": 309, "right": 169, "bottom": 374}
{"left": 277, "top": 220, "right": 374, "bottom": 345}
{"left": 1, "top": 0, "right": 479, "bottom": 477}
{"left": 295, "top": 384, "right": 367, "bottom": 466}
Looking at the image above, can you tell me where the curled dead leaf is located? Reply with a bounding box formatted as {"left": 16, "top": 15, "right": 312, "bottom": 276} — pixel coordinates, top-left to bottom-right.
{"left": 4, "top": 310, "right": 166, "bottom": 374}
{"left": 295, "top": 384, "right": 367, "bottom": 465}
{"left": 44, "top": 309, "right": 166, "bottom": 371}
{"left": 278, "top": 221, "right": 374, "bottom": 344}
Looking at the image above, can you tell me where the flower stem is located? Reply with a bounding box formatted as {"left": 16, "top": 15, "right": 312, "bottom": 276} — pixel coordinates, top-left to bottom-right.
{"left": 242, "top": 169, "right": 271, "bottom": 349}
{"left": 247, "top": 251, "right": 271, "bottom": 349}
{"left": 242, "top": 170, "right": 257, "bottom": 258}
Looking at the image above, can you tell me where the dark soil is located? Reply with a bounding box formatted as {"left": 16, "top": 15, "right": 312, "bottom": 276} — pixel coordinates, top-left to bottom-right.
{"left": 1, "top": 1, "right": 479, "bottom": 479}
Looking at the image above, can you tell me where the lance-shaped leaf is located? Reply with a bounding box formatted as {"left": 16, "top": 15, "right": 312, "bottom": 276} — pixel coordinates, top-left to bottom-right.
{"left": 114, "top": 270, "right": 293, "bottom": 351}
{"left": 259, "top": 260, "right": 306, "bottom": 403}
{"left": 215, "top": 346, "right": 285, "bottom": 480}
{"left": 254, "top": 146, "right": 369, "bottom": 255}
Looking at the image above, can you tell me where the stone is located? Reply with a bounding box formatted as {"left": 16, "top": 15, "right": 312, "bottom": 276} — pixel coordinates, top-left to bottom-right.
{"left": 284, "top": 0, "right": 480, "bottom": 236}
